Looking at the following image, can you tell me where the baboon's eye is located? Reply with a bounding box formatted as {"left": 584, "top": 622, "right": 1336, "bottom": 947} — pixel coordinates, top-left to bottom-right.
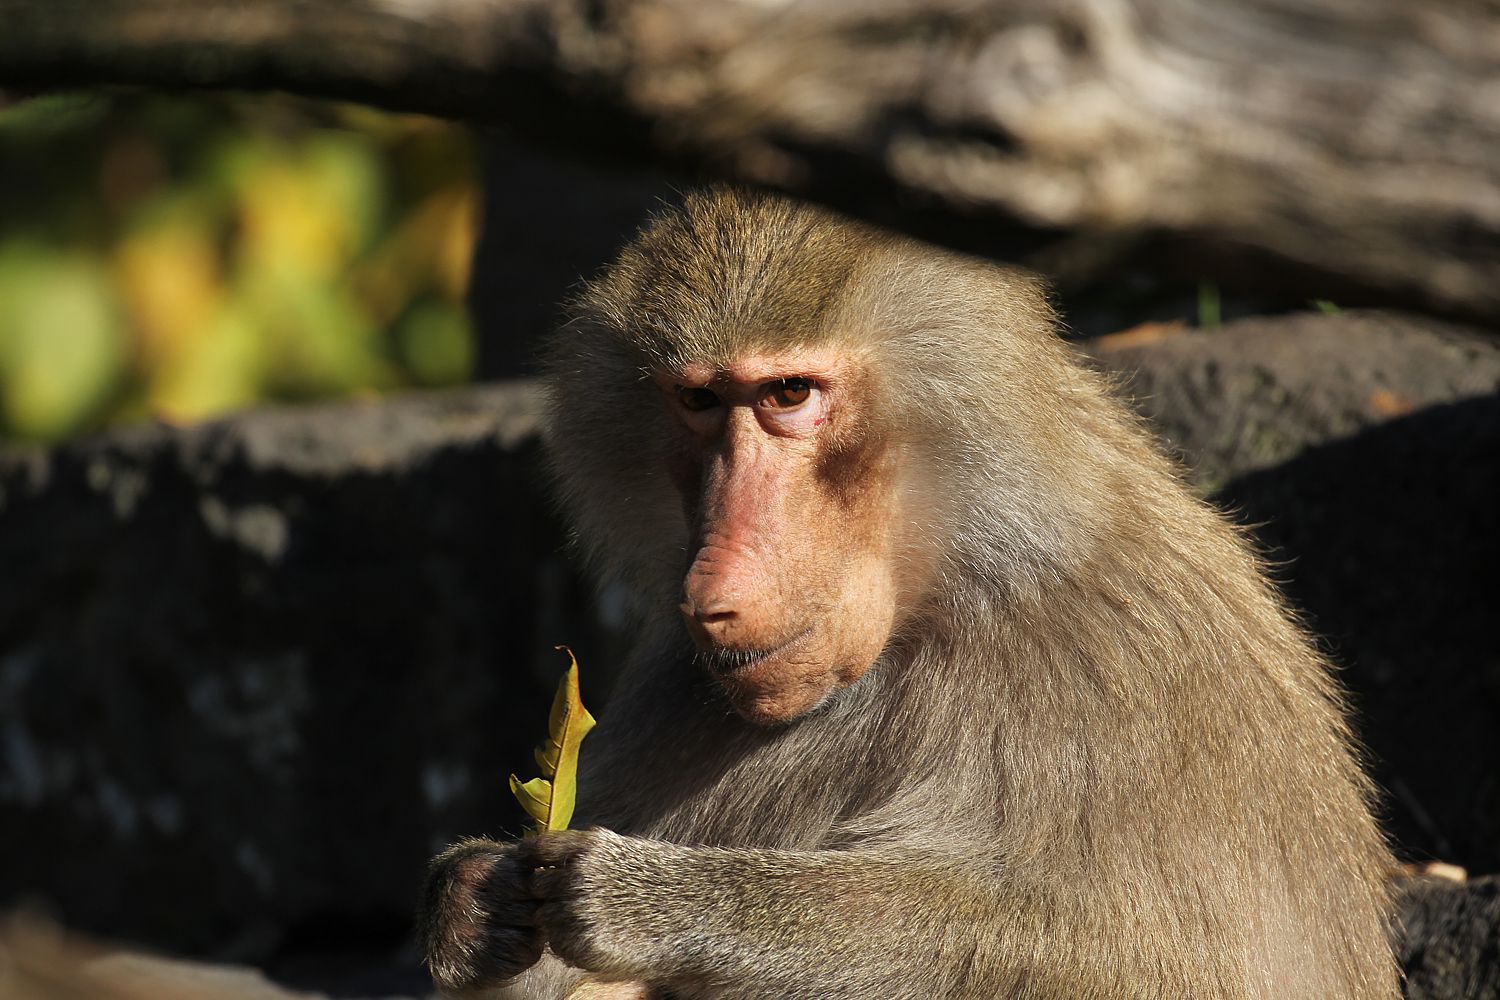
{"left": 678, "top": 387, "right": 721, "bottom": 412}
{"left": 761, "top": 378, "right": 813, "bottom": 410}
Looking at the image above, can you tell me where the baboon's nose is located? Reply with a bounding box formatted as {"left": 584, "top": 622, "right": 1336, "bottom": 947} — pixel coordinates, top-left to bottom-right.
{"left": 680, "top": 600, "right": 740, "bottom": 646}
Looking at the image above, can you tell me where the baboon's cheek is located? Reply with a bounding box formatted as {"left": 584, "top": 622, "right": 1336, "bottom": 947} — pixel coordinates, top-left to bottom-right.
{"left": 832, "top": 565, "right": 900, "bottom": 680}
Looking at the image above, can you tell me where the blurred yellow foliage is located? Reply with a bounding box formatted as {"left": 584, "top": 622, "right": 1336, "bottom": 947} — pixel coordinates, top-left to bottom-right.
{"left": 114, "top": 217, "right": 223, "bottom": 368}
{"left": 236, "top": 140, "right": 378, "bottom": 281}
{"left": 0, "top": 92, "right": 480, "bottom": 442}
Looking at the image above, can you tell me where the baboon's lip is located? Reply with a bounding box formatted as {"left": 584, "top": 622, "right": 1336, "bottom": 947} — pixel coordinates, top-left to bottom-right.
{"left": 700, "top": 627, "right": 814, "bottom": 677}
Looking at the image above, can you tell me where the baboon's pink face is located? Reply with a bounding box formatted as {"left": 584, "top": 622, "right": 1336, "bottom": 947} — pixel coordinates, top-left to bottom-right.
{"left": 658, "top": 350, "right": 904, "bottom": 726}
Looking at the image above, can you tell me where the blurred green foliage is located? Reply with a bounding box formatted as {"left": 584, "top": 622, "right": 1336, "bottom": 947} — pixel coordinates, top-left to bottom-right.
{"left": 0, "top": 91, "right": 478, "bottom": 442}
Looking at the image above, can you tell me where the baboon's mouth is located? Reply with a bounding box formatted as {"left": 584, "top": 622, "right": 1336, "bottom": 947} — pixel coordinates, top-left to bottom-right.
{"left": 695, "top": 627, "right": 814, "bottom": 677}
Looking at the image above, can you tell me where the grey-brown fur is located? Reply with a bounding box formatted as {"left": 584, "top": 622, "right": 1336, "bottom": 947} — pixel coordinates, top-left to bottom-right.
{"left": 424, "top": 188, "right": 1398, "bottom": 999}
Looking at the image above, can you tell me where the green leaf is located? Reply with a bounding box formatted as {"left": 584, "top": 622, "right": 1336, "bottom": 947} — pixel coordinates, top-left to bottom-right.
{"left": 509, "top": 647, "right": 597, "bottom": 831}
{"left": 0, "top": 248, "right": 123, "bottom": 440}
{"left": 1197, "top": 282, "right": 1221, "bottom": 330}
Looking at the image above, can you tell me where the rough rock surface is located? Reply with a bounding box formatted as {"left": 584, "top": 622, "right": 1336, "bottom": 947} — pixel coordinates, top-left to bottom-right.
{"left": 1088, "top": 311, "right": 1500, "bottom": 873}
{"left": 1397, "top": 875, "right": 1500, "bottom": 1000}
{"left": 1, "top": 310, "right": 1497, "bottom": 996}
{"left": 0, "top": 384, "right": 602, "bottom": 980}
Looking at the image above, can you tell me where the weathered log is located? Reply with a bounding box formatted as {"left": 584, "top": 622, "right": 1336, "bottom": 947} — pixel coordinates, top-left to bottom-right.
{"left": 0, "top": 915, "right": 318, "bottom": 1000}
{"left": 1, "top": 0, "right": 1498, "bottom": 319}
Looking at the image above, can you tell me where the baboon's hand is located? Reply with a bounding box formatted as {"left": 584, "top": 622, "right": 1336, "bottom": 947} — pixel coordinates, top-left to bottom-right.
{"left": 524, "top": 829, "right": 679, "bottom": 981}
{"left": 422, "top": 838, "right": 545, "bottom": 994}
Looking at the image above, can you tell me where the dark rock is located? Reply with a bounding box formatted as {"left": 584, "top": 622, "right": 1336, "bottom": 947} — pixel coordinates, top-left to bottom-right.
{"left": 1396, "top": 875, "right": 1500, "bottom": 1000}
{"left": 1085, "top": 311, "right": 1500, "bottom": 495}
{"left": 1086, "top": 312, "right": 1500, "bottom": 874}
{"left": 1, "top": 309, "right": 1497, "bottom": 995}
{"left": 0, "top": 384, "right": 604, "bottom": 967}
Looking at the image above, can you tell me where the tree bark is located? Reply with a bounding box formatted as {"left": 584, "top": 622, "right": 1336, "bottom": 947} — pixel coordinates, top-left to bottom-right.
{"left": 1, "top": 0, "right": 1497, "bottom": 316}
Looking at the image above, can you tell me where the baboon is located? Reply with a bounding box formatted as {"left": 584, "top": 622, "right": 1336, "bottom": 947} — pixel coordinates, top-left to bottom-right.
{"left": 422, "top": 189, "right": 1399, "bottom": 999}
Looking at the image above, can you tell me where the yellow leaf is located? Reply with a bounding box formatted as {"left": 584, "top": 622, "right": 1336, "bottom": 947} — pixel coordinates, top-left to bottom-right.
{"left": 508, "top": 775, "right": 554, "bottom": 826}
{"left": 509, "top": 647, "right": 597, "bottom": 831}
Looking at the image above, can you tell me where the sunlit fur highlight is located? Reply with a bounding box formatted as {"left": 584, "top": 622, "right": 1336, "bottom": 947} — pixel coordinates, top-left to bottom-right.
{"left": 505, "top": 188, "right": 1399, "bottom": 999}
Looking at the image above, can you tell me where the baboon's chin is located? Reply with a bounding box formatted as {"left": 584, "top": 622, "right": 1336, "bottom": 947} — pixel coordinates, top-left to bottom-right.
{"left": 693, "top": 635, "right": 840, "bottom": 726}
{"left": 723, "top": 675, "right": 837, "bottom": 727}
